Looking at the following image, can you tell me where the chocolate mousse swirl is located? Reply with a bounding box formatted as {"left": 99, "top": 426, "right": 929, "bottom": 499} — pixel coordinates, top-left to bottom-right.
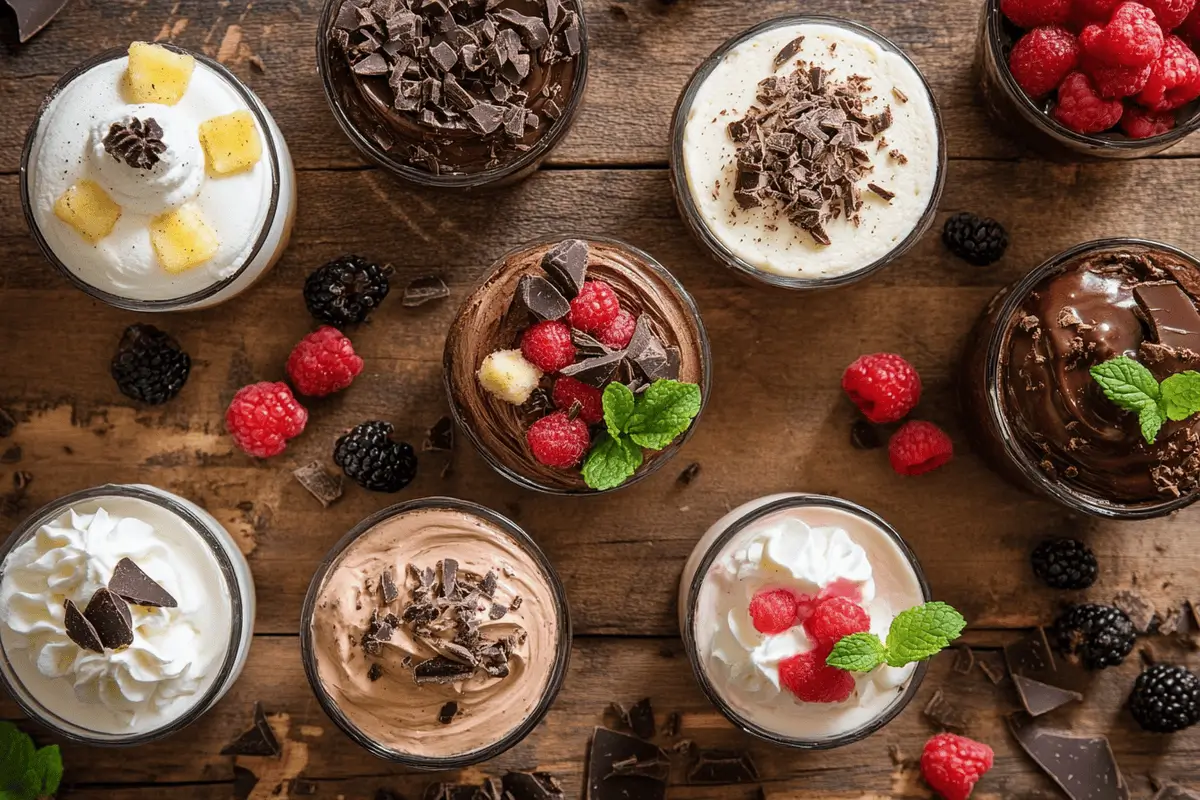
{"left": 445, "top": 239, "right": 707, "bottom": 492}
{"left": 1002, "top": 246, "right": 1200, "bottom": 503}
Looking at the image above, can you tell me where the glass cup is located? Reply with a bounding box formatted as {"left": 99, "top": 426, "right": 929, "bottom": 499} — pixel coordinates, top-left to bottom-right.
{"left": 0, "top": 484, "right": 256, "bottom": 745}
{"left": 976, "top": 0, "right": 1200, "bottom": 158}
{"left": 20, "top": 44, "right": 297, "bottom": 312}
{"left": 679, "top": 493, "right": 932, "bottom": 749}
{"left": 300, "top": 497, "right": 572, "bottom": 769}
{"left": 443, "top": 235, "right": 712, "bottom": 495}
{"left": 669, "top": 15, "right": 947, "bottom": 290}
{"left": 316, "top": 0, "right": 589, "bottom": 190}
{"left": 961, "top": 238, "right": 1200, "bottom": 520}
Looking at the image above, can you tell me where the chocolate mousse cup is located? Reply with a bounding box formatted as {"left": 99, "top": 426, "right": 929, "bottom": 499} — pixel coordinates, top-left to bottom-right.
{"left": 962, "top": 239, "right": 1200, "bottom": 519}
{"left": 318, "top": 0, "right": 588, "bottom": 189}
{"left": 977, "top": 0, "right": 1200, "bottom": 158}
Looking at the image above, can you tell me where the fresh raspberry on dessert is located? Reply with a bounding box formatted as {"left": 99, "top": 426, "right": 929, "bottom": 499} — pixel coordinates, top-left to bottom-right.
{"left": 749, "top": 589, "right": 799, "bottom": 634}
{"left": 1073, "top": 0, "right": 1124, "bottom": 24}
{"left": 1001, "top": 0, "right": 1072, "bottom": 27}
{"left": 1081, "top": 25, "right": 1155, "bottom": 95}
{"left": 1053, "top": 71, "right": 1126, "bottom": 131}
{"left": 1141, "top": 0, "right": 1197, "bottom": 30}
{"left": 778, "top": 650, "right": 856, "bottom": 704}
{"left": 1121, "top": 102, "right": 1178, "bottom": 134}
{"left": 521, "top": 320, "right": 576, "bottom": 373}
{"left": 1136, "top": 34, "right": 1200, "bottom": 108}
{"left": 804, "top": 596, "right": 871, "bottom": 648}
{"left": 225, "top": 382, "right": 308, "bottom": 459}
{"left": 1010, "top": 26, "right": 1082, "bottom": 98}
{"left": 920, "top": 734, "right": 995, "bottom": 800}
{"left": 527, "top": 412, "right": 590, "bottom": 468}
{"left": 286, "top": 326, "right": 365, "bottom": 397}
{"left": 1091, "top": 2, "right": 1165, "bottom": 67}
{"left": 841, "top": 353, "right": 922, "bottom": 424}
{"left": 552, "top": 376, "right": 604, "bottom": 425}
{"left": 567, "top": 280, "right": 621, "bottom": 333}
{"left": 889, "top": 420, "right": 954, "bottom": 476}
{"left": 595, "top": 309, "right": 638, "bottom": 349}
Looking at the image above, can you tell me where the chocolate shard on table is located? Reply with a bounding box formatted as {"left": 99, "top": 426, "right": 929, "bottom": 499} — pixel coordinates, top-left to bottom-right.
{"left": 627, "top": 697, "right": 656, "bottom": 740}
{"left": 292, "top": 461, "right": 344, "bottom": 507}
{"left": 677, "top": 462, "right": 701, "bottom": 485}
{"left": 423, "top": 416, "right": 455, "bottom": 452}
{"left": 1134, "top": 281, "right": 1200, "bottom": 354}
{"left": 686, "top": 750, "right": 760, "bottom": 785}
{"left": 953, "top": 646, "right": 976, "bottom": 674}
{"left": 83, "top": 587, "right": 134, "bottom": 650}
{"left": 1004, "top": 628, "right": 1057, "bottom": 684}
{"left": 4, "top": 0, "right": 70, "bottom": 42}
{"left": 515, "top": 274, "right": 571, "bottom": 321}
{"left": 587, "top": 727, "right": 669, "bottom": 800}
{"left": 1012, "top": 674, "right": 1083, "bottom": 717}
{"left": 922, "top": 689, "right": 968, "bottom": 732}
{"left": 402, "top": 275, "right": 450, "bottom": 307}
{"left": 502, "top": 772, "right": 564, "bottom": 800}
{"left": 541, "top": 238, "right": 589, "bottom": 298}
{"left": 977, "top": 651, "right": 1008, "bottom": 684}
{"left": 1007, "top": 713, "right": 1131, "bottom": 800}
{"left": 63, "top": 598, "right": 104, "bottom": 653}
{"left": 108, "top": 557, "right": 178, "bottom": 608}
{"left": 220, "top": 701, "right": 282, "bottom": 757}
{"left": 850, "top": 420, "right": 882, "bottom": 450}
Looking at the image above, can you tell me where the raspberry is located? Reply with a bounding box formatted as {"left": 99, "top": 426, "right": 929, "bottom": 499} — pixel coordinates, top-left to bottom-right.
{"left": 552, "top": 376, "right": 604, "bottom": 425}
{"left": 595, "top": 309, "right": 637, "bottom": 349}
{"left": 1121, "top": 102, "right": 1178, "bottom": 134}
{"left": 778, "top": 650, "right": 855, "bottom": 704}
{"left": 567, "top": 281, "right": 621, "bottom": 333}
{"left": 1136, "top": 34, "right": 1200, "bottom": 108}
{"left": 889, "top": 420, "right": 954, "bottom": 476}
{"left": 286, "top": 326, "right": 365, "bottom": 397}
{"left": 1073, "top": 0, "right": 1123, "bottom": 23}
{"left": 803, "top": 597, "right": 871, "bottom": 648}
{"left": 521, "top": 321, "right": 576, "bottom": 373}
{"left": 841, "top": 353, "right": 922, "bottom": 424}
{"left": 749, "top": 589, "right": 799, "bottom": 634}
{"left": 1053, "top": 71, "right": 1125, "bottom": 131}
{"left": 920, "top": 734, "right": 995, "bottom": 800}
{"left": 1001, "top": 0, "right": 1073, "bottom": 27}
{"left": 1092, "top": 2, "right": 1165, "bottom": 67}
{"left": 1181, "top": 2, "right": 1200, "bottom": 41}
{"left": 225, "top": 382, "right": 308, "bottom": 459}
{"left": 1081, "top": 24, "right": 1155, "bottom": 95}
{"left": 1009, "top": 26, "right": 1082, "bottom": 98}
{"left": 527, "top": 412, "right": 590, "bottom": 469}
{"left": 1142, "top": 0, "right": 1197, "bottom": 29}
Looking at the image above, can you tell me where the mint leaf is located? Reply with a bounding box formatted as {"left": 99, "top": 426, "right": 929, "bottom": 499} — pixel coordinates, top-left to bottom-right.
{"left": 31, "top": 746, "right": 61, "bottom": 796}
{"left": 826, "top": 633, "right": 888, "bottom": 672}
{"left": 1090, "top": 356, "right": 1161, "bottom": 413}
{"left": 582, "top": 433, "right": 643, "bottom": 491}
{"left": 0, "top": 725, "right": 33, "bottom": 797}
{"left": 1161, "top": 371, "right": 1200, "bottom": 422}
{"left": 625, "top": 380, "right": 702, "bottom": 450}
{"left": 883, "top": 602, "right": 967, "bottom": 668}
{"left": 1138, "top": 403, "right": 1166, "bottom": 444}
{"left": 602, "top": 382, "right": 636, "bottom": 440}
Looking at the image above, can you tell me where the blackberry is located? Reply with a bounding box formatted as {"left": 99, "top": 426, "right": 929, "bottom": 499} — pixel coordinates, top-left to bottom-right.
{"left": 1051, "top": 603, "right": 1135, "bottom": 670}
{"left": 110, "top": 324, "right": 191, "bottom": 405}
{"left": 942, "top": 212, "right": 1009, "bottom": 266}
{"left": 1129, "top": 664, "right": 1200, "bottom": 733}
{"left": 304, "top": 255, "right": 390, "bottom": 326}
{"left": 1031, "top": 538, "right": 1098, "bottom": 590}
{"left": 334, "top": 421, "right": 418, "bottom": 493}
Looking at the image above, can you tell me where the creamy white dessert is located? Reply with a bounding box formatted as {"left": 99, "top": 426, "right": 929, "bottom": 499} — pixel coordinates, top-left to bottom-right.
{"left": 680, "top": 22, "right": 941, "bottom": 280}
{"left": 680, "top": 494, "right": 927, "bottom": 742}
{"left": 24, "top": 43, "right": 296, "bottom": 308}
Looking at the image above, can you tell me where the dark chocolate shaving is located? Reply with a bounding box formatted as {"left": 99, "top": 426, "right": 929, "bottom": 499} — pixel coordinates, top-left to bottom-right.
{"left": 104, "top": 117, "right": 167, "bottom": 170}
{"left": 108, "top": 557, "right": 177, "bottom": 608}
{"left": 438, "top": 701, "right": 458, "bottom": 724}
{"left": 220, "top": 702, "right": 281, "bottom": 758}
{"left": 84, "top": 588, "right": 133, "bottom": 650}
{"left": 773, "top": 35, "right": 805, "bottom": 69}
{"left": 414, "top": 655, "right": 476, "bottom": 685}
{"left": 402, "top": 275, "right": 450, "bottom": 307}
{"left": 381, "top": 569, "right": 400, "bottom": 605}
{"left": 63, "top": 598, "right": 103, "bottom": 653}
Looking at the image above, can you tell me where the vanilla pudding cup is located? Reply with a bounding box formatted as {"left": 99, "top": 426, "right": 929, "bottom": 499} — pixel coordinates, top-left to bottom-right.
{"left": 0, "top": 484, "right": 256, "bottom": 745}
{"left": 20, "top": 44, "right": 297, "bottom": 311}
{"left": 670, "top": 16, "right": 946, "bottom": 290}
{"left": 680, "top": 494, "right": 931, "bottom": 749}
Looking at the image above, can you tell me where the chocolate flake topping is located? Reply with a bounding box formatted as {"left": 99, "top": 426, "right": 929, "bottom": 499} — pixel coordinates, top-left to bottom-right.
{"left": 381, "top": 569, "right": 400, "bottom": 605}
{"left": 103, "top": 117, "right": 167, "bottom": 170}
{"left": 368, "top": 662, "right": 384, "bottom": 681}
{"left": 108, "top": 557, "right": 177, "bottom": 608}
{"left": 772, "top": 35, "right": 805, "bottom": 70}
{"left": 84, "top": 587, "right": 134, "bottom": 650}
{"left": 414, "top": 655, "right": 476, "bottom": 685}
{"left": 516, "top": 274, "right": 571, "bottom": 321}
{"left": 63, "top": 599, "right": 103, "bottom": 653}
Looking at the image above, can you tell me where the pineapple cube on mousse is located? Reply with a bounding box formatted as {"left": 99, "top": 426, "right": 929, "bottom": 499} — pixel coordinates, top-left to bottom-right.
{"left": 54, "top": 180, "right": 122, "bottom": 243}
{"left": 125, "top": 42, "right": 195, "bottom": 106}
{"left": 198, "top": 111, "right": 263, "bottom": 175}
{"left": 150, "top": 204, "right": 219, "bottom": 274}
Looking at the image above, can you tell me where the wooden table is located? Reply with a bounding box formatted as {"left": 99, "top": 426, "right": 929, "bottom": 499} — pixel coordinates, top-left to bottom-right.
{"left": 2, "top": 0, "right": 1199, "bottom": 797}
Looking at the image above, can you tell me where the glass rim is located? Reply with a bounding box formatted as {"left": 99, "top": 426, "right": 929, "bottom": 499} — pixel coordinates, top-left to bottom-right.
{"left": 681, "top": 493, "right": 932, "bottom": 749}
{"left": 443, "top": 233, "right": 713, "bottom": 495}
{"left": 0, "top": 484, "right": 247, "bottom": 746}
{"left": 315, "top": 0, "right": 590, "bottom": 189}
{"left": 299, "top": 496, "right": 573, "bottom": 769}
{"left": 668, "top": 14, "right": 948, "bottom": 290}
{"left": 980, "top": 237, "right": 1200, "bottom": 520}
{"left": 18, "top": 43, "right": 284, "bottom": 312}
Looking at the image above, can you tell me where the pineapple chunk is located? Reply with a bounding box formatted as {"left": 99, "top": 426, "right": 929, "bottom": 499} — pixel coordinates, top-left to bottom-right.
{"left": 199, "top": 111, "right": 263, "bottom": 175}
{"left": 478, "top": 349, "right": 542, "bottom": 405}
{"left": 54, "top": 180, "right": 122, "bottom": 243}
{"left": 125, "top": 42, "right": 195, "bottom": 106}
{"left": 150, "top": 204, "right": 219, "bottom": 274}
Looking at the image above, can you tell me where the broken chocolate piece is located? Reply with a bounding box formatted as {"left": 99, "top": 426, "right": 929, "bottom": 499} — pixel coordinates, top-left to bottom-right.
{"left": 1113, "top": 589, "right": 1159, "bottom": 634}
{"left": 1004, "top": 628, "right": 1057, "bottom": 684}
{"left": 661, "top": 711, "right": 680, "bottom": 737}
{"left": 108, "top": 557, "right": 177, "bottom": 608}
{"left": 293, "top": 461, "right": 344, "bottom": 507}
{"left": 83, "top": 588, "right": 134, "bottom": 650}
{"left": 850, "top": 420, "right": 882, "bottom": 450}
{"left": 220, "top": 702, "right": 281, "bottom": 758}
{"left": 424, "top": 416, "right": 455, "bottom": 452}
{"left": 1134, "top": 281, "right": 1200, "bottom": 353}
{"left": 541, "top": 239, "right": 589, "bottom": 298}
{"left": 628, "top": 697, "right": 655, "bottom": 740}
{"left": 502, "top": 772, "right": 564, "bottom": 800}
{"left": 686, "top": 750, "right": 759, "bottom": 785}
{"left": 489, "top": 602, "right": 508, "bottom": 620}
{"left": 515, "top": 274, "right": 571, "bottom": 321}
{"left": 1007, "top": 713, "right": 1131, "bottom": 800}
{"left": 5, "top": 0, "right": 71, "bottom": 42}
{"left": 381, "top": 569, "right": 400, "bottom": 605}
{"left": 608, "top": 754, "right": 671, "bottom": 781}
{"left": 438, "top": 701, "right": 458, "bottom": 724}
{"left": 403, "top": 275, "right": 450, "bottom": 307}
{"left": 977, "top": 651, "right": 1008, "bottom": 684}
{"left": 953, "top": 647, "right": 976, "bottom": 674}
{"left": 368, "top": 663, "right": 384, "bottom": 681}
{"left": 922, "top": 689, "right": 968, "bottom": 732}
{"left": 441, "top": 558, "right": 459, "bottom": 597}
{"left": 1012, "top": 674, "right": 1083, "bottom": 717}
{"left": 63, "top": 598, "right": 103, "bottom": 653}
{"left": 479, "top": 570, "right": 497, "bottom": 597}
{"left": 772, "top": 35, "right": 805, "bottom": 69}
{"left": 414, "top": 656, "right": 476, "bottom": 685}
{"left": 677, "top": 462, "right": 701, "bottom": 485}
{"left": 588, "top": 728, "right": 669, "bottom": 800}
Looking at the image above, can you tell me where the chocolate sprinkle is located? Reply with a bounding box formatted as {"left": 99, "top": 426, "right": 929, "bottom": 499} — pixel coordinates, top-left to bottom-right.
{"left": 220, "top": 702, "right": 281, "bottom": 758}
{"left": 402, "top": 275, "right": 450, "bottom": 307}
{"left": 108, "top": 557, "right": 177, "bottom": 608}
{"left": 63, "top": 599, "right": 103, "bottom": 653}
{"left": 438, "top": 701, "right": 458, "bottom": 724}
{"left": 293, "top": 461, "right": 344, "bottom": 507}
{"left": 84, "top": 588, "right": 133, "bottom": 650}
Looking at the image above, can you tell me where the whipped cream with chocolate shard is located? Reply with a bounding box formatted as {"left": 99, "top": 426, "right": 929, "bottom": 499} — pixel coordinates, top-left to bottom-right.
{"left": 310, "top": 505, "right": 561, "bottom": 759}
{"left": 1001, "top": 245, "right": 1200, "bottom": 504}
{"left": 446, "top": 238, "right": 706, "bottom": 491}
{"left": 326, "top": 0, "right": 583, "bottom": 174}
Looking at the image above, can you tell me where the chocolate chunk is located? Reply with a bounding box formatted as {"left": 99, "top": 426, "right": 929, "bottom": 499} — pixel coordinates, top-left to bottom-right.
{"left": 850, "top": 420, "right": 882, "bottom": 450}
{"left": 293, "top": 461, "right": 344, "bottom": 507}
{"left": 414, "top": 656, "right": 476, "bottom": 685}
{"left": 587, "top": 728, "right": 668, "bottom": 800}
{"left": 424, "top": 416, "right": 455, "bottom": 452}
{"left": 502, "top": 772, "right": 564, "bottom": 800}
{"left": 108, "top": 557, "right": 177, "bottom": 608}
{"left": 368, "top": 663, "right": 384, "bottom": 681}
{"left": 438, "top": 701, "right": 458, "bottom": 724}
{"left": 381, "top": 569, "right": 400, "bottom": 604}
{"left": 479, "top": 570, "right": 497, "bottom": 597}
{"left": 1012, "top": 674, "right": 1083, "bottom": 717}
{"left": 402, "top": 275, "right": 450, "bottom": 307}
{"left": 441, "top": 558, "right": 459, "bottom": 597}
{"left": 977, "top": 651, "right": 1008, "bottom": 684}
{"left": 626, "top": 697, "right": 655, "bottom": 740}
{"left": 352, "top": 52, "right": 390, "bottom": 75}
{"left": 677, "top": 462, "right": 701, "bottom": 485}
{"left": 572, "top": 330, "right": 611, "bottom": 357}
{"left": 953, "top": 647, "right": 976, "bottom": 674}
{"left": 561, "top": 351, "right": 625, "bottom": 387}
{"left": 1134, "top": 281, "right": 1200, "bottom": 353}
{"left": 1004, "top": 628, "right": 1057, "bottom": 683}
{"left": 867, "top": 183, "right": 895, "bottom": 202}
{"left": 922, "top": 689, "right": 968, "bottom": 732}
{"left": 63, "top": 599, "right": 103, "bottom": 653}
{"left": 495, "top": 8, "right": 550, "bottom": 48}
{"left": 233, "top": 766, "right": 258, "bottom": 800}
{"left": 541, "top": 239, "right": 590, "bottom": 298}
{"left": 6, "top": 0, "right": 70, "bottom": 42}
{"left": 1007, "top": 714, "right": 1131, "bottom": 800}
{"left": 466, "top": 102, "right": 508, "bottom": 135}
{"left": 686, "top": 750, "right": 759, "bottom": 785}
{"left": 83, "top": 588, "right": 133, "bottom": 650}
{"left": 661, "top": 711, "right": 680, "bottom": 737}
{"left": 516, "top": 274, "right": 571, "bottom": 321}
{"left": 625, "top": 317, "right": 674, "bottom": 381}
{"left": 489, "top": 603, "right": 508, "bottom": 620}
{"left": 773, "top": 35, "right": 805, "bottom": 69}
{"left": 220, "top": 702, "right": 281, "bottom": 757}
{"left": 1113, "top": 589, "right": 1159, "bottom": 634}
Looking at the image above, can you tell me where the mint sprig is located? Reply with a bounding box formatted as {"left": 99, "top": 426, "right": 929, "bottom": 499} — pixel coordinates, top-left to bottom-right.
{"left": 826, "top": 601, "right": 966, "bottom": 673}
{"left": 0, "top": 722, "right": 62, "bottom": 800}
{"left": 1089, "top": 356, "right": 1200, "bottom": 443}
{"left": 582, "top": 379, "right": 701, "bottom": 490}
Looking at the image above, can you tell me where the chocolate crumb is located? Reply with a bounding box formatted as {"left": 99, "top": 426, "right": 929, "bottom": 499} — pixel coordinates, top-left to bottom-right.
{"left": 953, "top": 647, "right": 976, "bottom": 674}
{"left": 892, "top": 87, "right": 909, "bottom": 103}
{"left": 438, "top": 701, "right": 458, "bottom": 724}
{"left": 867, "top": 183, "right": 895, "bottom": 202}
{"left": 293, "top": 461, "right": 344, "bottom": 507}
{"left": 677, "top": 462, "right": 702, "bottom": 485}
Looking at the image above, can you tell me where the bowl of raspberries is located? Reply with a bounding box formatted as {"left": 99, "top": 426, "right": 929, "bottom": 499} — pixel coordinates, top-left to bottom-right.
{"left": 980, "top": 0, "right": 1200, "bottom": 155}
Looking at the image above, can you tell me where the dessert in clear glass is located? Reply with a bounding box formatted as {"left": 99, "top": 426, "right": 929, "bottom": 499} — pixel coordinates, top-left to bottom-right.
{"left": 301, "top": 497, "right": 570, "bottom": 768}
{"left": 20, "top": 42, "right": 297, "bottom": 312}
{"left": 0, "top": 484, "right": 256, "bottom": 745}
{"left": 670, "top": 15, "right": 946, "bottom": 289}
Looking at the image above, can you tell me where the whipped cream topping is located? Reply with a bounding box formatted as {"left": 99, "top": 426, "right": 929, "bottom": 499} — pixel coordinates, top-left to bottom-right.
{"left": 89, "top": 106, "right": 204, "bottom": 215}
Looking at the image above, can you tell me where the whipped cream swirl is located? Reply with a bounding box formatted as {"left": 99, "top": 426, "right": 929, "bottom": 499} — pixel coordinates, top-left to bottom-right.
{"left": 88, "top": 105, "right": 204, "bottom": 216}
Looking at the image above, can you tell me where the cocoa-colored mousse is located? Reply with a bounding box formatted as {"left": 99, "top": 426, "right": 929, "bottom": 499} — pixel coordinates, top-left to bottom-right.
{"left": 309, "top": 506, "right": 562, "bottom": 760}
{"left": 445, "top": 238, "right": 708, "bottom": 492}
{"left": 323, "top": 0, "right": 583, "bottom": 175}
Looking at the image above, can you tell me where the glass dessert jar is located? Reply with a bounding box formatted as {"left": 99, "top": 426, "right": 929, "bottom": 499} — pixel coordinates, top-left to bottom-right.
{"left": 317, "top": 0, "right": 589, "bottom": 189}
{"left": 301, "top": 497, "right": 571, "bottom": 769}
{"left": 680, "top": 494, "right": 931, "bottom": 749}
{"left": 0, "top": 484, "right": 256, "bottom": 745}
{"left": 444, "top": 235, "right": 711, "bottom": 495}
{"left": 20, "top": 43, "right": 297, "bottom": 312}
{"left": 670, "top": 15, "right": 946, "bottom": 290}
